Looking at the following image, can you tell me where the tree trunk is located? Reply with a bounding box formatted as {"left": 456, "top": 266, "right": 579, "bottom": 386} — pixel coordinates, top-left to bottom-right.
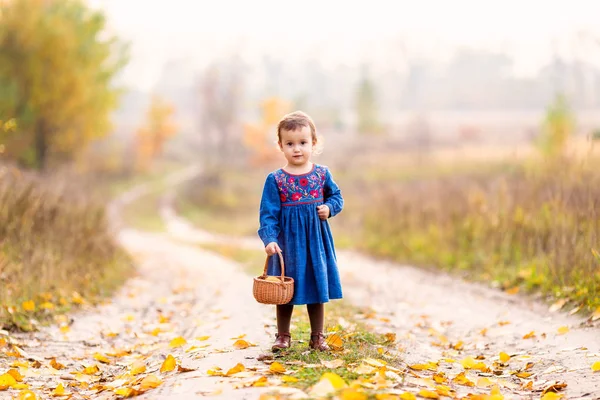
{"left": 35, "top": 118, "right": 47, "bottom": 170}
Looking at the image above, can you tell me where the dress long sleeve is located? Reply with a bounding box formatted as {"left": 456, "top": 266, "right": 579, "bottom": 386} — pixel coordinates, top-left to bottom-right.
{"left": 258, "top": 173, "right": 281, "bottom": 247}
{"left": 323, "top": 168, "right": 344, "bottom": 218}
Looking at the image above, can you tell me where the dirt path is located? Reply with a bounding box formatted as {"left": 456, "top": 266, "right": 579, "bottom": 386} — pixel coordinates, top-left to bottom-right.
{"left": 2, "top": 169, "right": 599, "bottom": 399}
{"left": 157, "top": 189, "right": 600, "bottom": 399}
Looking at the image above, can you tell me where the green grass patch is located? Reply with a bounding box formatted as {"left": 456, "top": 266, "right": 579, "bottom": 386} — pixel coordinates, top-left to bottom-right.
{"left": 272, "top": 301, "right": 403, "bottom": 391}
{"left": 174, "top": 167, "right": 265, "bottom": 237}
{"left": 120, "top": 185, "right": 166, "bottom": 232}
{"left": 96, "top": 159, "right": 186, "bottom": 199}
{"left": 176, "top": 198, "right": 258, "bottom": 237}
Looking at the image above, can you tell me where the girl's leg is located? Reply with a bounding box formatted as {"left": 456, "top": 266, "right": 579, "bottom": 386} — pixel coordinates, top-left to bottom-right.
{"left": 272, "top": 304, "right": 294, "bottom": 351}
{"left": 276, "top": 304, "right": 294, "bottom": 333}
{"left": 307, "top": 303, "right": 330, "bottom": 351}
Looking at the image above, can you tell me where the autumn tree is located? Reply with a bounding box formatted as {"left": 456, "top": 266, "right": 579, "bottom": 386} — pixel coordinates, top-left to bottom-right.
{"left": 537, "top": 93, "right": 575, "bottom": 159}
{"left": 198, "top": 59, "right": 244, "bottom": 169}
{"left": 0, "top": 0, "right": 128, "bottom": 170}
{"left": 355, "top": 69, "right": 382, "bottom": 135}
{"left": 135, "top": 95, "right": 178, "bottom": 172}
{"left": 243, "top": 97, "right": 290, "bottom": 167}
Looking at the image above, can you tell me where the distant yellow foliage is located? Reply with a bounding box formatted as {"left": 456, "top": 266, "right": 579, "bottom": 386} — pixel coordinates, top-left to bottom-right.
{"left": 135, "top": 95, "right": 178, "bottom": 172}
{"left": 243, "top": 97, "right": 290, "bottom": 167}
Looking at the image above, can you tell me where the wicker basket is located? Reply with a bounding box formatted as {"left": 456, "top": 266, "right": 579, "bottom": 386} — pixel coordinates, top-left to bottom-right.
{"left": 253, "top": 251, "right": 294, "bottom": 305}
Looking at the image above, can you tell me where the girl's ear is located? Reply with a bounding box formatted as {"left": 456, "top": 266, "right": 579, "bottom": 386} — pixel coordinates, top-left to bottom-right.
{"left": 277, "top": 141, "right": 283, "bottom": 151}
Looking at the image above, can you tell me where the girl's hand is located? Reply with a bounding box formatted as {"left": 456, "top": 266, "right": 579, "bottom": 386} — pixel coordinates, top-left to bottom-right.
{"left": 265, "top": 242, "right": 282, "bottom": 255}
{"left": 317, "top": 204, "right": 330, "bottom": 220}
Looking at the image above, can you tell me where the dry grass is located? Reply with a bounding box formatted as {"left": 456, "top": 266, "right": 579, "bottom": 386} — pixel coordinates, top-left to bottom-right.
{"left": 361, "top": 157, "right": 600, "bottom": 312}
{"left": 0, "top": 166, "right": 132, "bottom": 330}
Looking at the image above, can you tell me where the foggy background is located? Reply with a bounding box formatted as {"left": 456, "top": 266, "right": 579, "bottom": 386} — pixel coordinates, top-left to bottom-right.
{"left": 91, "top": 0, "right": 600, "bottom": 154}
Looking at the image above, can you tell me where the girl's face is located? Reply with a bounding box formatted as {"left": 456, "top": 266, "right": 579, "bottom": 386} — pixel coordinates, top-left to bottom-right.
{"left": 278, "top": 126, "right": 315, "bottom": 167}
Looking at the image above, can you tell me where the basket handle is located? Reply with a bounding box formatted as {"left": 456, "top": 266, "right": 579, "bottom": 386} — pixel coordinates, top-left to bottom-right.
{"left": 262, "top": 250, "right": 285, "bottom": 281}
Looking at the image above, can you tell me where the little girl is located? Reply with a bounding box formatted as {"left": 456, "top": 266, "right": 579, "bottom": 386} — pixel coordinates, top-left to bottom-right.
{"left": 258, "top": 110, "right": 344, "bottom": 352}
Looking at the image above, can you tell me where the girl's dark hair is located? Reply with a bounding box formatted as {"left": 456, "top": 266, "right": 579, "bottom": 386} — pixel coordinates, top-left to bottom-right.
{"left": 276, "top": 111, "right": 317, "bottom": 144}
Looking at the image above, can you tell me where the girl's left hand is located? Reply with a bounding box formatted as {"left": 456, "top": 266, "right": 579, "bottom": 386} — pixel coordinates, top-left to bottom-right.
{"left": 317, "top": 204, "right": 330, "bottom": 220}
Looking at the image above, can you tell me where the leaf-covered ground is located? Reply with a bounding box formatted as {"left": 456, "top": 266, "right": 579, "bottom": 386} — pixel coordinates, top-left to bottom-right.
{"left": 1, "top": 174, "right": 600, "bottom": 400}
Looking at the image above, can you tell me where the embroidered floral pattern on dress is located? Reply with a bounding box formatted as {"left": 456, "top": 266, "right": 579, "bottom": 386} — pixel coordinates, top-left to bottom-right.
{"left": 273, "top": 166, "right": 326, "bottom": 205}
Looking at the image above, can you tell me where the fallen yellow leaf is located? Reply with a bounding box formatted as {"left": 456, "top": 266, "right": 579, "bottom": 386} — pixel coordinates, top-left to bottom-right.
{"left": 269, "top": 362, "right": 286, "bottom": 374}
{"left": 16, "top": 389, "right": 36, "bottom": 400}
{"left": 452, "top": 372, "right": 474, "bottom": 387}
{"left": 207, "top": 367, "right": 223, "bottom": 376}
{"left": 160, "top": 354, "right": 177, "bottom": 373}
{"left": 326, "top": 333, "right": 344, "bottom": 350}
{"left": 158, "top": 314, "right": 170, "bottom": 323}
{"left": 71, "top": 292, "right": 85, "bottom": 305}
{"left": 399, "top": 393, "right": 417, "bottom": 400}
{"left": 114, "top": 387, "right": 141, "bottom": 397}
{"left": 82, "top": 365, "right": 100, "bottom": 375}
{"left": 309, "top": 372, "right": 348, "bottom": 397}
{"left": 452, "top": 341, "right": 464, "bottom": 350}
{"left": 140, "top": 374, "right": 163, "bottom": 390}
{"left": 130, "top": 360, "right": 147, "bottom": 375}
{"left": 150, "top": 328, "right": 162, "bottom": 336}
{"left": 549, "top": 299, "right": 567, "bottom": 312}
{"left": 460, "top": 357, "right": 488, "bottom": 372}
{"left": 477, "top": 377, "right": 493, "bottom": 388}
{"left": 233, "top": 339, "right": 250, "bottom": 349}
{"left": 592, "top": 361, "right": 600, "bottom": 372}
{"left": 50, "top": 359, "right": 66, "bottom": 370}
{"left": 433, "top": 373, "right": 447, "bottom": 384}
{"left": 339, "top": 388, "right": 368, "bottom": 400}
{"left": 352, "top": 364, "right": 377, "bottom": 374}
{"left": 169, "top": 336, "right": 187, "bottom": 348}
{"left": 93, "top": 353, "right": 111, "bottom": 364}
{"left": 515, "top": 371, "right": 532, "bottom": 378}
{"left": 52, "top": 383, "right": 70, "bottom": 397}
{"left": 40, "top": 302, "right": 55, "bottom": 310}
{"left": 281, "top": 376, "right": 299, "bottom": 383}
{"left": 557, "top": 326, "right": 569, "bottom": 335}
{"left": 523, "top": 331, "right": 536, "bottom": 339}
{"left": 7, "top": 369, "right": 23, "bottom": 382}
{"left": 541, "top": 393, "right": 563, "bottom": 400}
{"left": 418, "top": 389, "right": 439, "bottom": 399}
{"left": 22, "top": 301, "right": 35, "bottom": 312}
{"left": 177, "top": 365, "right": 196, "bottom": 373}
{"left": 321, "top": 359, "right": 344, "bottom": 369}
{"left": 226, "top": 363, "right": 245, "bottom": 376}
{"left": 409, "top": 363, "right": 437, "bottom": 371}
{"left": 505, "top": 286, "right": 519, "bottom": 295}
{"left": 489, "top": 385, "right": 504, "bottom": 400}
{"left": 196, "top": 336, "right": 210, "bottom": 341}
{"left": 435, "top": 385, "right": 452, "bottom": 397}
{"left": 592, "top": 307, "right": 600, "bottom": 321}
{"left": 0, "top": 373, "right": 18, "bottom": 390}
{"left": 499, "top": 352, "right": 511, "bottom": 363}
{"left": 231, "top": 334, "right": 246, "bottom": 339}
{"left": 252, "top": 377, "right": 269, "bottom": 387}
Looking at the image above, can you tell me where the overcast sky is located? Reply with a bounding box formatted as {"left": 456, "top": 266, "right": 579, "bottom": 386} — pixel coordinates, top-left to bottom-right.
{"left": 89, "top": 0, "right": 600, "bottom": 91}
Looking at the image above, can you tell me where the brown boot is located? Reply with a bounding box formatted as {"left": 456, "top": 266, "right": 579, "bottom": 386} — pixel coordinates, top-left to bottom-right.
{"left": 309, "top": 332, "right": 330, "bottom": 352}
{"left": 271, "top": 333, "right": 291, "bottom": 352}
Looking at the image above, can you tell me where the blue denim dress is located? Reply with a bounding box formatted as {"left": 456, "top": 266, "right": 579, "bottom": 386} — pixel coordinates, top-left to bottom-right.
{"left": 258, "top": 164, "right": 344, "bottom": 305}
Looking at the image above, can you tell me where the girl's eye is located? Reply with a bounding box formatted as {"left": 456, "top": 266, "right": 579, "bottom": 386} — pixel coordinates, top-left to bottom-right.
{"left": 301, "top": 141, "right": 307, "bottom": 145}
{"left": 287, "top": 143, "right": 292, "bottom": 146}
